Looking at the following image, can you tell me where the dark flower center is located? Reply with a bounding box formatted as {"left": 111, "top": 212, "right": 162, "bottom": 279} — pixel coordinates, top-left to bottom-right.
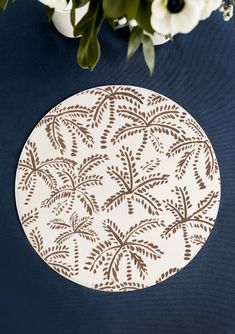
{"left": 167, "top": 0, "right": 185, "bottom": 13}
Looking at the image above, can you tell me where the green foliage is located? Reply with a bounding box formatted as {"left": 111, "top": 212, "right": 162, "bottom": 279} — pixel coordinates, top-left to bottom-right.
{"left": 103, "top": 0, "right": 140, "bottom": 19}
{"left": 125, "top": 0, "right": 140, "bottom": 19}
{"left": 74, "top": 0, "right": 103, "bottom": 70}
{"left": 127, "top": 26, "right": 143, "bottom": 60}
{"left": 0, "top": 0, "right": 8, "bottom": 10}
{"left": 46, "top": 6, "right": 54, "bottom": 22}
{"left": 0, "top": 0, "right": 157, "bottom": 75}
{"left": 128, "top": 27, "right": 155, "bottom": 76}
{"left": 71, "top": 0, "right": 89, "bottom": 27}
{"left": 135, "top": 0, "right": 154, "bottom": 34}
{"left": 73, "top": 0, "right": 156, "bottom": 74}
{"left": 0, "top": 0, "right": 15, "bottom": 10}
{"left": 142, "top": 34, "right": 155, "bottom": 76}
{"left": 102, "top": 0, "right": 153, "bottom": 33}
{"left": 74, "top": 0, "right": 89, "bottom": 8}
{"left": 102, "top": 0, "right": 126, "bottom": 18}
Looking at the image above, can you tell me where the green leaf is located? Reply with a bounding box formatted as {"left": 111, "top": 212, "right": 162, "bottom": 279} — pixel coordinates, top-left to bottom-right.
{"left": 127, "top": 26, "right": 143, "bottom": 60}
{"left": 0, "top": 0, "right": 9, "bottom": 10}
{"left": 0, "top": 0, "right": 16, "bottom": 10}
{"left": 102, "top": 0, "right": 125, "bottom": 18}
{"left": 125, "top": 0, "right": 140, "bottom": 19}
{"left": 46, "top": 6, "right": 54, "bottom": 23}
{"left": 70, "top": 0, "right": 89, "bottom": 27}
{"left": 136, "top": 0, "right": 154, "bottom": 34}
{"left": 142, "top": 34, "right": 155, "bottom": 76}
{"left": 106, "top": 17, "right": 116, "bottom": 29}
{"left": 74, "top": 0, "right": 103, "bottom": 70}
{"left": 71, "top": 0, "right": 76, "bottom": 27}
{"left": 77, "top": 32, "right": 101, "bottom": 70}
{"left": 103, "top": 0, "right": 140, "bottom": 19}
{"left": 74, "top": 0, "right": 89, "bottom": 8}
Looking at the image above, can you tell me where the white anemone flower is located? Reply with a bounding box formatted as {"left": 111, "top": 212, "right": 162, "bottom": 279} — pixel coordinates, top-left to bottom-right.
{"left": 198, "top": 0, "right": 222, "bottom": 20}
{"left": 151, "top": 0, "right": 201, "bottom": 36}
{"left": 38, "top": 0, "right": 67, "bottom": 10}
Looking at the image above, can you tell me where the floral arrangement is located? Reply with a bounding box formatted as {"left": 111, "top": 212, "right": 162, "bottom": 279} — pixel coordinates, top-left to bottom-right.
{"left": 1, "top": 0, "right": 234, "bottom": 74}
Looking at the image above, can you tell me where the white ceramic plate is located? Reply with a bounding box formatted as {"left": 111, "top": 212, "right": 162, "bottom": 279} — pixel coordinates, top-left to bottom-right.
{"left": 15, "top": 86, "right": 220, "bottom": 292}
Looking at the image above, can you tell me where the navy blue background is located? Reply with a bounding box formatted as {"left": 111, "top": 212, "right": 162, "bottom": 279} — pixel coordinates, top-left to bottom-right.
{"left": 0, "top": 2, "right": 235, "bottom": 333}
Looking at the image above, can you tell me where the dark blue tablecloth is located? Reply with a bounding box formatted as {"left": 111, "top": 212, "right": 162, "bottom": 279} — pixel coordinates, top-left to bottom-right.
{"left": 0, "top": 2, "right": 235, "bottom": 334}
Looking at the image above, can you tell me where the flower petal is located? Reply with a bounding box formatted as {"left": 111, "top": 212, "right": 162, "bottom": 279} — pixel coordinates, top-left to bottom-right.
{"left": 211, "top": 0, "right": 222, "bottom": 11}
{"left": 170, "top": 1, "right": 200, "bottom": 34}
{"left": 151, "top": 12, "right": 171, "bottom": 35}
{"left": 151, "top": 0, "right": 167, "bottom": 19}
{"left": 38, "top": 0, "right": 67, "bottom": 10}
{"left": 200, "top": 0, "right": 222, "bottom": 20}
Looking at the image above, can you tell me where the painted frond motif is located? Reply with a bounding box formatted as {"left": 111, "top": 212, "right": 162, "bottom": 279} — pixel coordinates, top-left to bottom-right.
{"left": 167, "top": 119, "right": 219, "bottom": 187}
{"left": 162, "top": 187, "right": 219, "bottom": 260}
{"left": 16, "top": 86, "right": 221, "bottom": 291}
{"left": 141, "top": 158, "right": 160, "bottom": 172}
{"left": 41, "top": 154, "right": 108, "bottom": 215}
{"left": 29, "top": 227, "right": 75, "bottom": 278}
{"left": 84, "top": 218, "right": 164, "bottom": 281}
{"left": 88, "top": 86, "right": 144, "bottom": 149}
{"left": 156, "top": 267, "right": 180, "bottom": 283}
{"left": 112, "top": 103, "right": 186, "bottom": 158}
{"left": 93, "top": 281, "right": 147, "bottom": 292}
{"left": 147, "top": 93, "right": 167, "bottom": 106}
{"left": 17, "top": 140, "right": 76, "bottom": 205}
{"left": 190, "top": 234, "right": 206, "bottom": 246}
{"left": 89, "top": 86, "right": 144, "bottom": 127}
{"left": 21, "top": 208, "right": 39, "bottom": 227}
{"left": 37, "top": 104, "right": 93, "bottom": 156}
{"left": 102, "top": 146, "right": 168, "bottom": 215}
{"left": 48, "top": 212, "right": 98, "bottom": 244}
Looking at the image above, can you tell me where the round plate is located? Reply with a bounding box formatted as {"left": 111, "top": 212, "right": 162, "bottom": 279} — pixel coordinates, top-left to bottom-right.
{"left": 15, "top": 86, "right": 220, "bottom": 292}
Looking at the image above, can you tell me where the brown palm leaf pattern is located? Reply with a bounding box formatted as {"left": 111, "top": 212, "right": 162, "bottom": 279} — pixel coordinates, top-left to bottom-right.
{"left": 15, "top": 86, "right": 220, "bottom": 291}
{"left": 21, "top": 208, "right": 39, "bottom": 227}
{"left": 47, "top": 212, "right": 98, "bottom": 244}
{"left": 41, "top": 154, "right": 108, "bottom": 215}
{"left": 89, "top": 86, "right": 144, "bottom": 128}
{"left": 84, "top": 218, "right": 164, "bottom": 281}
{"left": 190, "top": 234, "right": 206, "bottom": 246}
{"left": 37, "top": 104, "right": 93, "bottom": 156}
{"left": 156, "top": 267, "right": 180, "bottom": 284}
{"left": 147, "top": 93, "right": 167, "bottom": 106}
{"left": 29, "top": 227, "right": 76, "bottom": 278}
{"left": 102, "top": 146, "right": 168, "bottom": 215}
{"left": 167, "top": 119, "right": 218, "bottom": 188}
{"left": 111, "top": 103, "right": 186, "bottom": 158}
{"left": 162, "top": 186, "right": 219, "bottom": 260}
{"left": 141, "top": 158, "right": 160, "bottom": 172}
{"left": 87, "top": 86, "right": 145, "bottom": 149}
{"left": 93, "top": 281, "right": 147, "bottom": 292}
{"left": 17, "top": 140, "right": 76, "bottom": 205}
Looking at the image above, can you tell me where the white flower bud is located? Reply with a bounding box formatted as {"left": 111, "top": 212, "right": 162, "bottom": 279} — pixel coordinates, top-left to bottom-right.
{"left": 129, "top": 19, "right": 138, "bottom": 27}
{"left": 118, "top": 17, "right": 127, "bottom": 26}
{"left": 223, "top": 4, "right": 233, "bottom": 21}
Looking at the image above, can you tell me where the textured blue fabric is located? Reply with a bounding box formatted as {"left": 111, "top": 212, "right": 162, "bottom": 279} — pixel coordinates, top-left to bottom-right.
{"left": 0, "top": 2, "right": 235, "bottom": 334}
